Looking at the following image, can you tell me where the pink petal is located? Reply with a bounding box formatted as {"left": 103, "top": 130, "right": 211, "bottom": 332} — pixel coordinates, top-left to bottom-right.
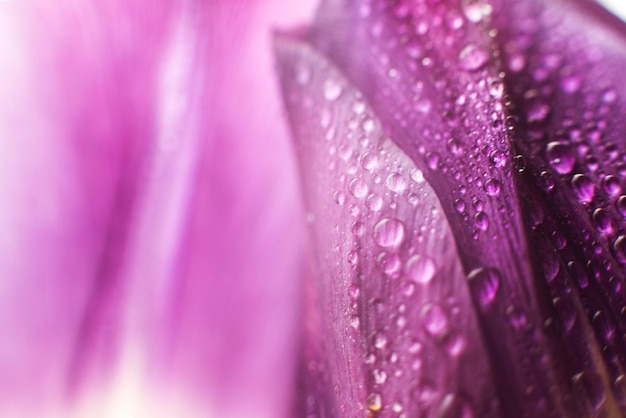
{"left": 276, "top": 33, "right": 498, "bottom": 417}
{"left": 0, "top": 0, "right": 316, "bottom": 416}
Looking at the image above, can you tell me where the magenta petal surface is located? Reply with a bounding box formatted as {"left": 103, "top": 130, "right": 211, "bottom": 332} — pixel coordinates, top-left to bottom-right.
{"left": 0, "top": 0, "right": 316, "bottom": 416}
{"left": 305, "top": 1, "right": 563, "bottom": 416}
{"left": 490, "top": 0, "right": 626, "bottom": 414}
{"left": 276, "top": 0, "right": 626, "bottom": 416}
{"left": 276, "top": 34, "right": 497, "bottom": 417}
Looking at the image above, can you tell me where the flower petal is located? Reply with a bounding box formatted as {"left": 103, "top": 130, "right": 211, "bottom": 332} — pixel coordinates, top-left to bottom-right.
{"left": 489, "top": 0, "right": 626, "bottom": 413}
{"left": 0, "top": 1, "right": 316, "bottom": 416}
{"left": 276, "top": 33, "right": 498, "bottom": 417}
{"left": 306, "top": 0, "right": 567, "bottom": 415}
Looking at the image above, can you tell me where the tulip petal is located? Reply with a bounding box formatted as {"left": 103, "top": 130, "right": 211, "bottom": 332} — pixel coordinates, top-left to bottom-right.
{"left": 276, "top": 33, "right": 498, "bottom": 417}
{"left": 296, "top": 0, "right": 626, "bottom": 416}
{"left": 306, "top": 1, "right": 568, "bottom": 415}
{"left": 489, "top": 0, "right": 626, "bottom": 413}
{"left": 0, "top": 1, "right": 316, "bottom": 416}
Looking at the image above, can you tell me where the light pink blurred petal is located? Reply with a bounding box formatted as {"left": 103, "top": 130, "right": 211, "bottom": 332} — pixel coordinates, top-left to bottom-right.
{"left": 0, "top": 0, "right": 316, "bottom": 416}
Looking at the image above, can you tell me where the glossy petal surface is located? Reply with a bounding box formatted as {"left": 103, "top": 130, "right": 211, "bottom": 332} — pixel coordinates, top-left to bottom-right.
{"left": 277, "top": 0, "right": 626, "bottom": 417}
{"left": 276, "top": 34, "right": 497, "bottom": 418}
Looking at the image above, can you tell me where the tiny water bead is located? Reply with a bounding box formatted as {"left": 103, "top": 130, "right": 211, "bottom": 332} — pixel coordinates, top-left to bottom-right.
{"left": 601, "top": 175, "right": 622, "bottom": 197}
{"left": 473, "top": 211, "right": 489, "bottom": 231}
{"left": 378, "top": 252, "right": 402, "bottom": 275}
{"left": 348, "top": 178, "right": 369, "bottom": 199}
{"left": 459, "top": 44, "right": 490, "bottom": 72}
{"left": 374, "top": 218, "right": 406, "bottom": 249}
{"left": 546, "top": 141, "right": 575, "bottom": 175}
{"left": 421, "top": 303, "right": 449, "bottom": 336}
{"left": 367, "top": 392, "right": 383, "bottom": 412}
{"left": 405, "top": 254, "right": 436, "bottom": 284}
{"left": 323, "top": 78, "right": 343, "bottom": 101}
{"left": 572, "top": 174, "right": 595, "bottom": 203}
{"left": 484, "top": 178, "right": 501, "bottom": 196}
{"left": 385, "top": 172, "right": 408, "bottom": 193}
{"left": 467, "top": 267, "right": 500, "bottom": 307}
{"left": 367, "top": 194, "right": 384, "bottom": 211}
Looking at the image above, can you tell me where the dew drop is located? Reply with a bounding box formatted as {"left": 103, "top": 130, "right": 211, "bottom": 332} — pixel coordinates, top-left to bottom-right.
{"left": 373, "top": 369, "right": 387, "bottom": 384}
{"left": 426, "top": 152, "right": 440, "bottom": 170}
{"left": 484, "top": 178, "right": 501, "bottom": 196}
{"left": 474, "top": 212, "right": 489, "bottom": 231}
{"left": 334, "top": 191, "right": 346, "bottom": 205}
{"left": 351, "top": 221, "right": 365, "bottom": 237}
{"left": 374, "top": 218, "right": 406, "bottom": 249}
{"left": 421, "top": 303, "right": 449, "bottom": 336}
{"left": 613, "top": 235, "right": 626, "bottom": 264}
{"left": 323, "top": 79, "right": 342, "bottom": 101}
{"left": 489, "top": 150, "right": 507, "bottom": 168}
{"left": 453, "top": 199, "right": 466, "bottom": 213}
{"left": 367, "top": 194, "right": 384, "bottom": 212}
{"left": 406, "top": 254, "right": 436, "bottom": 284}
{"left": 386, "top": 172, "right": 408, "bottom": 193}
{"left": 374, "top": 332, "right": 388, "bottom": 349}
{"left": 602, "top": 175, "right": 622, "bottom": 197}
{"left": 410, "top": 169, "right": 425, "bottom": 183}
{"left": 377, "top": 252, "right": 402, "bottom": 276}
{"left": 367, "top": 392, "right": 383, "bottom": 412}
{"left": 348, "top": 178, "right": 369, "bottom": 199}
{"left": 468, "top": 267, "right": 500, "bottom": 308}
{"left": 361, "top": 152, "right": 380, "bottom": 170}
{"left": 546, "top": 142, "right": 575, "bottom": 175}
{"left": 593, "top": 208, "right": 613, "bottom": 234}
{"left": 459, "top": 44, "right": 490, "bottom": 71}
{"left": 572, "top": 174, "right": 595, "bottom": 203}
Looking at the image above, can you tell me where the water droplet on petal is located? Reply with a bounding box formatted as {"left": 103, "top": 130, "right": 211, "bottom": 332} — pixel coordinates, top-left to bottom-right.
{"left": 602, "top": 175, "right": 622, "bottom": 197}
{"left": 323, "top": 79, "right": 342, "bottom": 101}
{"left": 468, "top": 267, "right": 500, "bottom": 307}
{"left": 613, "top": 235, "right": 626, "bottom": 264}
{"left": 361, "top": 152, "right": 380, "bottom": 170}
{"left": 459, "top": 44, "right": 489, "bottom": 71}
{"left": 378, "top": 252, "right": 402, "bottom": 276}
{"left": 367, "top": 194, "right": 384, "bottom": 212}
{"left": 484, "top": 178, "right": 501, "bottom": 196}
{"left": 374, "top": 218, "right": 406, "bottom": 249}
{"left": 421, "top": 303, "right": 448, "bottom": 336}
{"left": 474, "top": 212, "right": 489, "bottom": 231}
{"left": 348, "top": 178, "right": 369, "bottom": 199}
{"left": 489, "top": 150, "right": 507, "bottom": 168}
{"left": 572, "top": 174, "right": 595, "bottom": 203}
{"left": 406, "top": 254, "right": 436, "bottom": 284}
{"left": 546, "top": 142, "right": 575, "bottom": 174}
{"left": 367, "top": 392, "right": 383, "bottom": 411}
{"left": 385, "top": 172, "right": 408, "bottom": 193}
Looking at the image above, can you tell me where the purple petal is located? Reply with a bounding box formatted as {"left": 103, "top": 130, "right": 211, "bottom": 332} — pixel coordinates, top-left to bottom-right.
{"left": 0, "top": 0, "right": 316, "bottom": 416}
{"left": 279, "top": 0, "right": 626, "bottom": 416}
{"left": 490, "top": 0, "right": 626, "bottom": 413}
{"left": 305, "top": 1, "right": 564, "bottom": 415}
{"left": 276, "top": 33, "right": 498, "bottom": 417}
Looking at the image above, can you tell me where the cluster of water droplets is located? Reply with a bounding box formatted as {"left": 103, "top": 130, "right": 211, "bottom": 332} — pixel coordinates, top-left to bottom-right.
{"left": 494, "top": 0, "right": 626, "bottom": 413}
{"left": 280, "top": 33, "right": 499, "bottom": 416}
